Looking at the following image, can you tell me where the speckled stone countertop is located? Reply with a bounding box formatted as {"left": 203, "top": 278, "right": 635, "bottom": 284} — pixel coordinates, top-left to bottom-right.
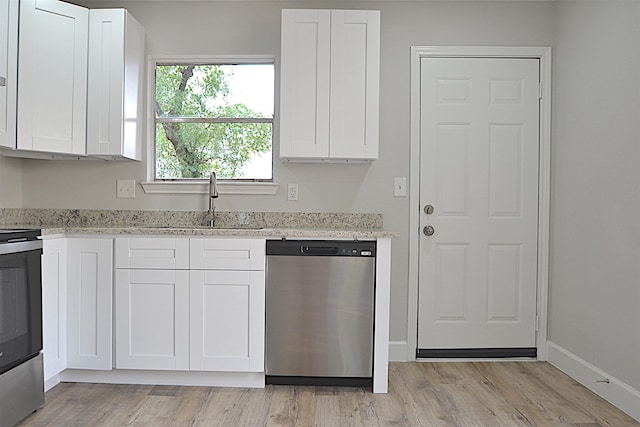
{"left": 0, "top": 209, "right": 398, "bottom": 239}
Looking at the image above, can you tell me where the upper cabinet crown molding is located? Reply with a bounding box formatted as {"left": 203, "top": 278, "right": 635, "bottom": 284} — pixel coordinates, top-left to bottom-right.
{"left": 279, "top": 9, "right": 380, "bottom": 163}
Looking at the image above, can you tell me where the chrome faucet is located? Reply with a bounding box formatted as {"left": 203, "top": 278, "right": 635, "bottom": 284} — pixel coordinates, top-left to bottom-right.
{"left": 206, "top": 171, "right": 219, "bottom": 227}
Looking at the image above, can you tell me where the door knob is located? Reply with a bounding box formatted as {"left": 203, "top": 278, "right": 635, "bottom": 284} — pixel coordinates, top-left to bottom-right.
{"left": 424, "top": 205, "right": 434, "bottom": 215}
{"left": 423, "top": 225, "right": 435, "bottom": 236}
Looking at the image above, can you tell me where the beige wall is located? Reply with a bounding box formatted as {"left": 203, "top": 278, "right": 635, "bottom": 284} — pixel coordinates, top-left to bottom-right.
{"left": 14, "top": 0, "right": 556, "bottom": 344}
{"left": 0, "top": 156, "right": 22, "bottom": 207}
{"left": 550, "top": 0, "right": 640, "bottom": 390}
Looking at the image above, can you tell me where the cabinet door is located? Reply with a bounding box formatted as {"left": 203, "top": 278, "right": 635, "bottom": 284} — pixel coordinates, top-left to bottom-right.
{"left": 115, "top": 269, "right": 190, "bottom": 370}
{"left": 67, "top": 238, "right": 113, "bottom": 370}
{"left": 329, "top": 10, "right": 380, "bottom": 160}
{"left": 279, "top": 9, "right": 330, "bottom": 159}
{"left": 190, "top": 270, "right": 265, "bottom": 372}
{"left": 87, "top": 9, "right": 144, "bottom": 160}
{"left": 17, "top": 0, "right": 88, "bottom": 155}
{"left": 0, "top": 0, "right": 17, "bottom": 149}
{"left": 190, "top": 238, "right": 265, "bottom": 271}
{"left": 42, "top": 238, "right": 67, "bottom": 382}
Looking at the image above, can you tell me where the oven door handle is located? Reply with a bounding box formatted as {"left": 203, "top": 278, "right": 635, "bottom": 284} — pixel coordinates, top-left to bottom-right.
{"left": 0, "top": 240, "right": 43, "bottom": 255}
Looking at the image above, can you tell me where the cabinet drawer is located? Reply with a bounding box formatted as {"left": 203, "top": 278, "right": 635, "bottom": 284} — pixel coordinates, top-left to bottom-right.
{"left": 190, "top": 238, "right": 265, "bottom": 271}
{"left": 116, "top": 237, "right": 189, "bottom": 269}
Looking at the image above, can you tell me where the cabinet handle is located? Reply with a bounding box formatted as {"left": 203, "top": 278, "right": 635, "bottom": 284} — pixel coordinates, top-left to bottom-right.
{"left": 0, "top": 77, "right": 5, "bottom": 87}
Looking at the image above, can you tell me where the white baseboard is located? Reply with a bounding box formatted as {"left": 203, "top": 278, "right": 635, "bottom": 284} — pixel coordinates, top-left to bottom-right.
{"left": 44, "top": 374, "right": 61, "bottom": 392}
{"left": 389, "top": 341, "right": 410, "bottom": 362}
{"left": 60, "top": 369, "right": 265, "bottom": 389}
{"left": 547, "top": 341, "right": 640, "bottom": 422}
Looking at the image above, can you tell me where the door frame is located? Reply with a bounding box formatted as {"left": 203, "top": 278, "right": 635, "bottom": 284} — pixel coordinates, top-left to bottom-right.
{"left": 407, "top": 46, "right": 552, "bottom": 361}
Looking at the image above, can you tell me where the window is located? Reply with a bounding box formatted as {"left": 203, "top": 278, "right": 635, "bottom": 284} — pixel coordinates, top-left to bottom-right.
{"left": 153, "top": 58, "right": 274, "bottom": 182}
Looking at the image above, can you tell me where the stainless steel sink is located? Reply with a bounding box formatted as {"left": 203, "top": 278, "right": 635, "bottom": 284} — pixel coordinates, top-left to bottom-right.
{"left": 143, "top": 226, "right": 265, "bottom": 230}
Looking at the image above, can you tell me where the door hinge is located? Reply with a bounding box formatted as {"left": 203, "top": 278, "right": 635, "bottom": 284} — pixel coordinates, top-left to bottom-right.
{"left": 539, "top": 82, "right": 543, "bottom": 99}
{"left": 535, "top": 315, "right": 540, "bottom": 331}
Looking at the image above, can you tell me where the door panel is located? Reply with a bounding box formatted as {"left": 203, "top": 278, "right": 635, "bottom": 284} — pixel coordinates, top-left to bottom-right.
{"left": 418, "top": 57, "right": 539, "bottom": 352}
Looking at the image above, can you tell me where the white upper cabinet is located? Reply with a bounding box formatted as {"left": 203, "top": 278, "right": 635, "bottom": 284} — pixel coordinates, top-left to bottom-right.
{"left": 0, "top": 2, "right": 144, "bottom": 159}
{"left": 328, "top": 10, "right": 380, "bottom": 160}
{"left": 279, "top": 9, "right": 380, "bottom": 162}
{"left": 17, "top": 0, "right": 88, "bottom": 155}
{"left": 0, "top": 0, "right": 17, "bottom": 149}
{"left": 280, "top": 9, "right": 330, "bottom": 160}
{"left": 87, "top": 9, "right": 145, "bottom": 160}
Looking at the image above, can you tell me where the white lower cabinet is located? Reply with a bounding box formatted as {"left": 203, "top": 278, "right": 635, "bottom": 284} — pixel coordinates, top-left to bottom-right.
{"left": 66, "top": 238, "right": 113, "bottom": 370}
{"left": 43, "top": 236, "right": 112, "bottom": 389}
{"left": 190, "top": 270, "right": 265, "bottom": 372}
{"left": 114, "top": 237, "right": 266, "bottom": 373}
{"left": 115, "top": 269, "right": 190, "bottom": 370}
{"left": 42, "top": 238, "right": 68, "bottom": 382}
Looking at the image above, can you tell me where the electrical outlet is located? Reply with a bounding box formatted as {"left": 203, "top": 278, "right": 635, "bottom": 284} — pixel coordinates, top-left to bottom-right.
{"left": 117, "top": 180, "right": 136, "bottom": 199}
{"left": 287, "top": 183, "right": 299, "bottom": 201}
{"left": 394, "top": 177, "right": 407, "bottom": 197}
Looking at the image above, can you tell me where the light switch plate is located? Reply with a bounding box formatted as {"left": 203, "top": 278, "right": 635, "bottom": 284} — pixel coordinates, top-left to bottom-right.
{"left": 394, "top": 177, "right": 407, "bottom": 197}
{"left": 117, "top": 180, "right": 136, "bottom": 198}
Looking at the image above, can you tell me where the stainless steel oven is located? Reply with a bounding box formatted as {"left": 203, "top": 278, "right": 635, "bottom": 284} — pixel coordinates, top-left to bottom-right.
{"left": 0, "top": 229, "right": 44, "bottom": 427}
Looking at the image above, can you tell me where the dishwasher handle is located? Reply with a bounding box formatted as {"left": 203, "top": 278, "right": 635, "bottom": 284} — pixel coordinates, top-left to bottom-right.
{"left": 301, "top": 245, "right": 339, "bottom": 255}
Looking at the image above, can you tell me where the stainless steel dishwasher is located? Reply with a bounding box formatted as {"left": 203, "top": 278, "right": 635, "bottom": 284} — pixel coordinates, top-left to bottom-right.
{"left": 265, "top": 240, "right": 376, "bottom": 387}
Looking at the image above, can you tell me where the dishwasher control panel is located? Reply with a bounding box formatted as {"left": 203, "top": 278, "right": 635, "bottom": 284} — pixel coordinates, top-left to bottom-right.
{"left": 266, "top": 240, "right": 376, "bottom": 257}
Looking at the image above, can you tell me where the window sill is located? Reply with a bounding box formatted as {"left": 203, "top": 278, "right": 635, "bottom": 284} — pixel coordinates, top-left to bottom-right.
{"left": 141, "top": 181, "right": 279, "bottom": 195}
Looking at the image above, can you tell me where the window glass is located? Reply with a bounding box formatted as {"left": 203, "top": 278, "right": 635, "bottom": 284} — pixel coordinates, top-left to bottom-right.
{"left": 154, "top": 63, "right": 274, "bottom": 180}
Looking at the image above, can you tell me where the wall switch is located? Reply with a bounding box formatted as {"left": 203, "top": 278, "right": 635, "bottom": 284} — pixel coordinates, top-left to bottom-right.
{"left": 117, "top": 180, "right": 136, "bottom": 198}
{"left": 394, "top": 177, "right": 407, "bottom": 197}
{"left": 287, "top": 183, "right": 299, "bottom": 201}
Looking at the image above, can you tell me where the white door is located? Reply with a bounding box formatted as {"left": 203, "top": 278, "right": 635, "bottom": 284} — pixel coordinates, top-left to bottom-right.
{"left": 417, "top": 57, "right": 540, "bottom": 355}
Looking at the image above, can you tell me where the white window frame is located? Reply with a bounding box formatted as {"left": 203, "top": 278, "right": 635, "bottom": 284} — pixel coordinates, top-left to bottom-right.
{"left": 141, "top": 55, "right": 279, "bottom": 195}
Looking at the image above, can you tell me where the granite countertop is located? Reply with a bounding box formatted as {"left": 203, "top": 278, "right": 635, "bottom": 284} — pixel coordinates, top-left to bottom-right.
{"left": 1, "top": 209, "right": 399, "bottom": 239}
{"left": 38, "top": 226, "right": 398, "bottom": 239}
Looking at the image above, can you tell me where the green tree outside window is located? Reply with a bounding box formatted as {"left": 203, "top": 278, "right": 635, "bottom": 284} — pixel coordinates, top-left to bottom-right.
{"left": 154, "top": 63, "right": 274, "bottom": 180}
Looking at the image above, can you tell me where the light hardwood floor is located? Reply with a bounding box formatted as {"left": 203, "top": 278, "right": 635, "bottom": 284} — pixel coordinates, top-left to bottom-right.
{"left": 19, "top": 362, "right": 639, "bottom": 426}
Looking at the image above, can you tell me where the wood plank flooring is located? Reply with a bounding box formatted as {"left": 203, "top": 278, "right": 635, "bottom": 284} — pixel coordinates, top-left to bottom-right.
{"left": 18, "top": 362, "right": 639, "bottom": 426}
